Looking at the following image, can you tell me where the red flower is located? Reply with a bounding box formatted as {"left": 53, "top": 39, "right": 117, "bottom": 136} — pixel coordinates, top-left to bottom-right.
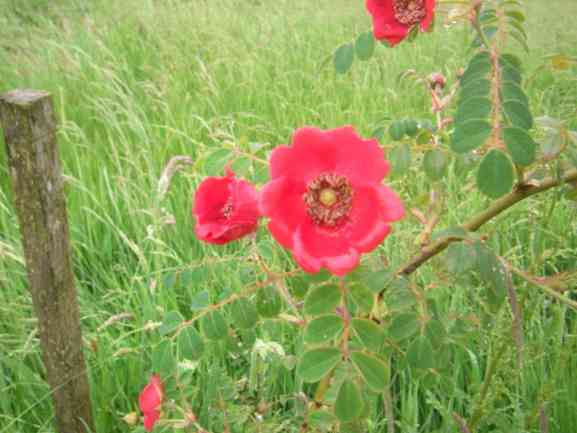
{"left": 366, "top": 0, "right": 435, "bottom": 47}
{"left": 139, "top": 374, "right": 164, "bottom": 432}
{"left": 193, "top": 167, "right": 260, "bottom": 244}
{"left": 260, "top": 126, "right": 404, "bottom": 276}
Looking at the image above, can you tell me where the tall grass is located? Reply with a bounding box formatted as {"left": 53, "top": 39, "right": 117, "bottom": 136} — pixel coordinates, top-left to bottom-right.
{"left": 1, "top": 0, "right": 576, "bottom": 432}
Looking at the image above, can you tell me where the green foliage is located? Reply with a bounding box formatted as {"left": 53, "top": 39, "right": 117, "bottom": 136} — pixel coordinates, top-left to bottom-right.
{"left": 304, "top": 315, "right": 344, "bottom": 344}
{"left": 200, "top": 311, "right": 228, "bottom": 340}
{"left": 477, "top": 149, "right": 515, "bottom": 198}
{"left": 177, "top": 326, "right": 205, "bottom": 361}
{"left": 334, "top": 380, "right": 363, "bottom": 423}
{"left": 350, "top": 351, "right": 389, "bottom": 392}
{"left": 304, "top": 284, "right": 341, "bottom": 316}
{"left": 334, "top": 43, "right": 355, "bottom": 74}
{"left": 296, "top": 348, "right": 341, "bottom": 383}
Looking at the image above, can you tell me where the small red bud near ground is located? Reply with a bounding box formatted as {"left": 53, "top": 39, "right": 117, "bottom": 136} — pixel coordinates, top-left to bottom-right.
{"left": 139, "top": 374, "right": 164, "bottom": 432}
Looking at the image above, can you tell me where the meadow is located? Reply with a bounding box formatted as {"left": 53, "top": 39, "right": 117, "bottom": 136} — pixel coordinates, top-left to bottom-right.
{"left": 1, "top": 0, "right": 577, "bottom": 432}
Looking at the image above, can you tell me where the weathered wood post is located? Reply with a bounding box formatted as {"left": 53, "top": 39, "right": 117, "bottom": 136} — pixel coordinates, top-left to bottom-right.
{"left": 0, "top": 90, "right": 95, "bottom": 433}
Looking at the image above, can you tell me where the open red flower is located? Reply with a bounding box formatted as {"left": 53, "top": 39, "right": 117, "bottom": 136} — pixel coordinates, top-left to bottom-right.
{"left": 366, "top": 0, "right": 435, "bottom": 47}
{"left": 260, "top": 126, "right": 404, "bottom": 276}
{"left": 139, "top": 374, "right": 164, "bottom": 432}
{"left": 193, "top": 167, "right": 260, "bottom": 244}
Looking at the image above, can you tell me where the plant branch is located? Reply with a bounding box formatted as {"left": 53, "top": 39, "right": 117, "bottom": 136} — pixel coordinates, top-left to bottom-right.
{"left": 395, "top": 168, "right": 577, "bottom": 278}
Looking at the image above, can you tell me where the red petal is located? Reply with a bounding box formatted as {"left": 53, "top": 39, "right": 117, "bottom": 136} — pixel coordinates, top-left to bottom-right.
{"left": 268, "top": 221, "right": 294, "bottom": 250}
{"left": 365, "top": 0, "right": 413, "bottom": 46}
{"left": 269, "top": 128, "right": 337, "bottom": 183}
{"left": 325, "top": 126, "right": 390, "bottom": 185}
{"left": 193, "top": 176, "right": 231, "bottom": 221}
{"left": 260, "top": 177, "right": 307, "bottom": 230}
{"left": 143, "top": 409, "right": 160, "bottom": 432}
{"left": 420, "top": 0, "right": 436, "bottom": 31}
{"left": 229, "top": 179, "right": 260, "bottom": 224}
{"left": 343, "top": 186, "right": 391, "bottom": 253}
{"left": 376, "top": 185, "right": 405, "bottom": 222}
{"left": 294, "top": 221, "right": 360, "bottom": 276}
{"left": 139, "top": 375, "right": 163, "bottom": 413}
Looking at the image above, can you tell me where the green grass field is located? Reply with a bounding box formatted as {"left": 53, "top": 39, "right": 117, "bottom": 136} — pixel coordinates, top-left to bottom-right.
{"left": 1, "top": 0, "right": 577, "bottom": 432}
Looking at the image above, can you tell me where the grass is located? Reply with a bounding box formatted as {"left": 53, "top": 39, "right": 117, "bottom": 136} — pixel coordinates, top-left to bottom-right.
{"left": 1, "top": 0, "right": 577, "bottom": 432}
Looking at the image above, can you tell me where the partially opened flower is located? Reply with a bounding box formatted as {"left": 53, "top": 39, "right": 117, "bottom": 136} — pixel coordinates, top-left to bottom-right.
{"left": 366, "top": 0, "right": 435, "bottom": 47}
{"left": 260, "top": 126, "right": 404, "bottom": 276}
{"left": 193, "top": 167, "right": 260, "bottom": 244}
{"left": 139, "top": 374, "right": 164, "bottom": 432}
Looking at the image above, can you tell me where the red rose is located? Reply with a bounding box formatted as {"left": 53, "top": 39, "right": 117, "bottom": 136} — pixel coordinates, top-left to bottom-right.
{"left": 139, "top": 374, "right": 164, "bottom": 432}
{"left": 260, "top": 126, "right": 404, "bottom": 276}
{"left": 366, "top": 0, "right": 435, "bottom": 47}
{"left": 193, "top": 167, "right": 260, "bottom": 244}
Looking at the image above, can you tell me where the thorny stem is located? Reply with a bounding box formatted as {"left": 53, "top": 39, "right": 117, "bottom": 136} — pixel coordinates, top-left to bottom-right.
{"left": 504, "top": 262, "right": 577, "bottom": 312}
{"left": 251, "top": 236, "right": 304, "bottom": 321}
{"left": 176, "top": 269, "right": 301, "bottom": 333}
{"left": 471, "top": 1, "right": 491, "bottom": 50}
{"left": 392, "top": 168, "right": 577, "bottom": 281}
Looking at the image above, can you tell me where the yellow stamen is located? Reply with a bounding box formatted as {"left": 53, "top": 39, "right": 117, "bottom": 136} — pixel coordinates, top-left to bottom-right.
{"left": 319, "top": 188, "right": 337, "bottom": 207}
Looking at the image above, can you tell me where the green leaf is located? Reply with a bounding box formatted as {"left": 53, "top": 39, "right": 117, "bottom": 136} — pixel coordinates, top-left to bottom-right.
{"left": 475, "top": 242, "right": 507, "bottom": 310}
{"left": 403, "top": 119, "right": 419, "bottom": 137}
{"left": 304, "top": 315, "right": 344, "bottom": 344}
{"left": 230, "top": 297, "right": 258, "bottom": 329}
{"left": 335, "top": 380, "right": 363, "bottom": 423}
{"left": 349, "top": 283, "right": 374, "bottom": 314}
{"left": 460, "top": 52, "right": 492, "bottom": 87}
{"left": 152, "top": 340, "right": 176, "bottom": 377}
{"left": 159, "top": 310, "right": 184, "bottom": 336}
{"left": 334, "top": 43, "right": 355, "bottom": 74}
{"left": 309, "top": 410, "right": 338, "bottom": 431}
{"left": 503, "top": 100, "right": 533, "bottom": 130}
{"left": 200, "top": 310, "right": 228, "bottom": 340}
{"left": 459, "top": 78, "right": 491, "bottom": 101}
{"left": 423, "top": 149, "right": 448, "bottom": 181}
{"left": 389, "top": 120, "right": 406, "bottom": 141}
{"left": 204, "top": 148, "right": 233, "bottom": 176}
{"left": 406, "top": 335, "right": 435, "bottom": 369}
{"left": 503, "top": 127, "right": 537, "bottom": 166}
{"left": 390, "top": 143, "right": 411, "bottom": 176}
{"left": 451, "top": 120, "right": 492, "bottom": 153}
{"left": 304, "top": 284, "right": 341, "bottom": 316}
{"left": 296, "top": 348, "right": 342, "bottom": 383}
{"left": 256, "top": 285, "right": 282, "bottom": 318}
{"left": 350, "top": 351, "right": 389, "bottom": 392}
{"left": 505, "top": 9, "right": 525, "bottom": 23}
{"left": 355, "top": 32, "right": 375, "bottom": 61}
{"left": 501, "top": 81, "right": 529, "bottom": 107}
{"left": 446, "top": 242, "right": 477, "bottom": 273}
{"left": 177, "top": 326, "right": 205, "bottom": 360}
{"left": 351, "top": 319, "right": 386, "bottom": 353}
{"left": 388, "top": 312, "right": 420, "bottom": 341}
{"left": 454, "top": 97, "right": 491, "bottom": 125}
{"left": 190, "top": 290, "right": 210, "bottom": 311}
{"left": 477, "top": 149, "right": 515, "bottom": 198}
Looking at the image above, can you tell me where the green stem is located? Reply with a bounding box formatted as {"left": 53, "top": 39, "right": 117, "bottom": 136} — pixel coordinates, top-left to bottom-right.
{"left": 469, "top": 342, "right": 507, "bottom": 430}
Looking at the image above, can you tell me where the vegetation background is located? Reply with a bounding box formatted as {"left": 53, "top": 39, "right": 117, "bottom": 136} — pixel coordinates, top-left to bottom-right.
{"left": 1, "top": 0, "right": 576, "bottom": 432}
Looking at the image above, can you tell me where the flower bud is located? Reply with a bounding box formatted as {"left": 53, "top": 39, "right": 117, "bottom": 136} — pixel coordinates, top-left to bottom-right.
{"left": 428, "top": 72, "right": 446, "bottom": 90}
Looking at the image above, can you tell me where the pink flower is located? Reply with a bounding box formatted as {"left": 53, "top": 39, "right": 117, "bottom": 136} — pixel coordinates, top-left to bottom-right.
{"left": 193, "top": 167, "right": 260, "bottom": 244}
{"left": 366, "top": 0, "right": 435, "bottom": 47}
{"left": 139, "top": 374, "right": 164, "bottom": 432}
{"left": 260, "top": 126, "right": 404, "bottom": 276}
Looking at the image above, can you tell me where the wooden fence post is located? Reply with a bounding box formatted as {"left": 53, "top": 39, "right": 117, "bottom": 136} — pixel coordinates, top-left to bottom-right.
{"left": 0, "top": 90, "right": 95, "bottom": 433}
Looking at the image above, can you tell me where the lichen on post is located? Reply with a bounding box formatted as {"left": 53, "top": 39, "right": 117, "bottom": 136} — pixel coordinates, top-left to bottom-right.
{"left": 0, "top": 89, "right": 95, "bottom": 433}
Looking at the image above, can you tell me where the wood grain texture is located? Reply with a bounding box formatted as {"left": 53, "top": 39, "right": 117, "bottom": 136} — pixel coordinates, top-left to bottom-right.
{"left": 0, "top": 89, "right": 95, "bottom": 433}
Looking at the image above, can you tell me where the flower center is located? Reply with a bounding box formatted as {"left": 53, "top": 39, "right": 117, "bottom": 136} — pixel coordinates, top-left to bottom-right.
{"left": 222, "top": 198, "right": 233, "bottom": 219}
{"left": 303, "top": 173, "right": 353, "bottom": 227}
{"left": 393, "top": 0, "right": 426, "bottom": 26}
